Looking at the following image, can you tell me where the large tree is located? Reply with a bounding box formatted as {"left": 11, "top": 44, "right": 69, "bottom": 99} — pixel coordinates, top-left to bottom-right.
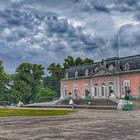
{"left": 35, "top": 87, "right": 57, "bottom": 102}
{"left": 83, "top": 57, "right": 94, "bottom": 64}
{"left": 0, "top": 60, "right": 9, "bottom": 100}
{"left": 43, "top": 76, "right": 60, "bottom": 97}
{"left": 10, "top": 63, "right": 45, "bottom": 103}
{"left": 63, "top": 56, "right": 75, "bottom": 69}
{"left": 47, "top": 63, "right": 64, "bottom": 81}
{"left": 63, "top": 56, "right": 93, "bottom": 69}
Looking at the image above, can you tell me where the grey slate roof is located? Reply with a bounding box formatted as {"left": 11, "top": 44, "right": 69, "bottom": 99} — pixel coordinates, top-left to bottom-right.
{"left": 64, "top": 54, "right": 140, "bottom": 79}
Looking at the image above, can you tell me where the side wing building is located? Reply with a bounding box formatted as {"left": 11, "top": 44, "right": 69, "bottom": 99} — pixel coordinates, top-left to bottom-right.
{"left": 61, "top": 55, "right": 140, "bottom": 99}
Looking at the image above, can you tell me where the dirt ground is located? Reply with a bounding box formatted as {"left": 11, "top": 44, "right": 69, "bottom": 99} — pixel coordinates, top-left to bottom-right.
{"left": 0, "top": 109, "right": 140, "bottom": 140}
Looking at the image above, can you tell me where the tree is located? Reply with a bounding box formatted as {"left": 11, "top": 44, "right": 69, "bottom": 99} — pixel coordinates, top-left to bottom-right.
{"left": 43, "top": 76, "right": 60, "bottom": 97}
{"left": 0, "top": 60, "right": 9, "bottom": 100}
{"left": 35, "top": 87, "right": 57, "bottom": 102}
{"left": 74, "top": 57, "right": 83, "bottom": 65}
{"left": 10, "top": 63, "right": 45, "bottom": 104}
{"left": 63, "top": 56, "right": 75, "bottom": 69}
{"left": 83, "top": 58, "right": 93, "bottom": 64}
{"left": 47, "top": 63, "right": 64, "bottom": 81}
{"left": 63, "top": 56, "right": 93, "bottom": 69}
{"left": 9, "top": 79, "right": 32, "bottom": 104}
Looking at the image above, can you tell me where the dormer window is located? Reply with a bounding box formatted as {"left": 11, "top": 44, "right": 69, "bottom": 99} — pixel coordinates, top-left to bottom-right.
{"left": 94, "top": 66, "right": 99, "bottom": 72}
{"left": 124, "top": 63, "right": 130, "bottom": 71}
{"left": 65, "top": 72, "right": 68, "bottom": 79}
{"left": 90, "top": 70, "right": 93, "bottom": 75}
{"left": 75, "top": 70, "right": 78, "bottom": 77}
{"left": 85, "top": 69, "right": 89, "bottom": 76}
{"left": 109, "top": 64, "right": 115, "bottom": 71}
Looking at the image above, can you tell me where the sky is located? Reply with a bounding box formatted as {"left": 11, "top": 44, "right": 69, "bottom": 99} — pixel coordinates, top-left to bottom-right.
{"left": 0, "top": 0, "right": 140, "bottom": 74}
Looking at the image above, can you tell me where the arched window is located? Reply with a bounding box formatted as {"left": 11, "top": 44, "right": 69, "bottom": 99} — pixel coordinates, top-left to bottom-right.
{"left": 109, "top": 65, "right": 115, "bottom": 71}
{"left": 73, "top": 84, "right": 78, "bottom": 97}
{"left": 63, "top": 85, "right": 68, "bottom": 98}
{"left": 101, "top": 83, "right": 105, "bottom": 96}
{"left": 90, "top": 70, "right": 93, "bottom": 75}
{"left": 75, "top": 70, "right": 78, "bottom": 77}
{"left": 85, "top": 69, "right": 89, "bottom": 76}
{"left": 124, "top": 63, "right": 130, "bottom": 71}
{"left": 94, "top": 83, "right": 98, "bottom": 96}
{"left": 108, "top": 82, "right": 113, "bottom": 96}
{"left": 94, "top": 66, "right": 99, "bottom": 72}
{"left": 65, "top": 72, "right": 68, "bottom": 79}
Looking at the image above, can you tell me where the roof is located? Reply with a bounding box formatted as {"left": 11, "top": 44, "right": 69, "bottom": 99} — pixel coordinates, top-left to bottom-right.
{"left": 63, "top": 54, "right": 140, "bottom": 79}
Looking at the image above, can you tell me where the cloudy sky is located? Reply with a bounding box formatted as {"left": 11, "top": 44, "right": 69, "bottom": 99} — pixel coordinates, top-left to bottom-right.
{"left": 0, "top": 0, "right": 140, "bottom": 73}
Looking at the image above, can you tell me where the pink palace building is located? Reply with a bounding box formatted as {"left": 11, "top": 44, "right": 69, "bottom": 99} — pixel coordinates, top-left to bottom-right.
{"left": 61, "top": 55, "right": 140, "bottom": 99}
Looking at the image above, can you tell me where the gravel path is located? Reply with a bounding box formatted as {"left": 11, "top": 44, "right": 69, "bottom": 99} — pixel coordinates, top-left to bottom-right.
{"left": 0, "top": 109, "right": 140, "bottom": 140}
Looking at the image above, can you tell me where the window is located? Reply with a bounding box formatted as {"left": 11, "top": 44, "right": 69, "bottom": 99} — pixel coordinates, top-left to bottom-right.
{"left": 73, "top": 84, "right": 78, "bottom": 96}
{"left": 84, "top": 83, "right": 89, "bottom": 97}
{"left": 94, "top": 86, "right": 98, "bottom": 96}
{"left": 94, "top": 67, "right": 99, "bottom": 72}
{"left": 109, "top": 65, "right": 114, "bottom": 71}
{"left": 101, "top": 83, "right": 105, "bottom": 96}
{"left": 85, "top": 69, "right": 89, "bottom": 76}
{"left": 94, "top": 83, "right": 98, "bottom": 96}
{"left": 108, "top": 82, "right": 113, "bottom": 96}
{"left": 65, "top": 72, "right": 68, "bottom": 79}
{"left": 64, "top": 85, "right": 68, "bottom": 97}
{"left": 90, "top": 70, "right": 93, "bottom": 75}
{"left": 123, "top": 80, "right": 130, "bottom": 96}
{"left": 75, "top": 70, "right": 78, "bottom": 77}
{"left": 101, "top": 87, "right": 105, "bottom": 96}
{"left": 139, "top": 86, "right": 140, "bottom": 97}
{"left": 124, "top": 63, "right": 130, "bottom": 71}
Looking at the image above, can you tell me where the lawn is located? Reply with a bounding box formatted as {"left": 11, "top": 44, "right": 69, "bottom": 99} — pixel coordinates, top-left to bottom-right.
{"left": 0, "top": 108, "right": 73, "bottom": 117}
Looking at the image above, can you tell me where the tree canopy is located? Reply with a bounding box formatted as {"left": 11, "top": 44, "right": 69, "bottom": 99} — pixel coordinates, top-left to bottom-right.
{"left": 0, "top": 56, "right": 93, "bottom": 104}
{"left": 0, "top": 60, "right": 9, "bottom": 100}
{"left": 9, "top": 63, "right": 45, "bottom": 104}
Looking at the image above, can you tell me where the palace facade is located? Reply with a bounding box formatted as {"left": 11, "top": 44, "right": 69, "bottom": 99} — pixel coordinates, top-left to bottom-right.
{"left": 61, "top": 55, "right": 140, "bottom": 99}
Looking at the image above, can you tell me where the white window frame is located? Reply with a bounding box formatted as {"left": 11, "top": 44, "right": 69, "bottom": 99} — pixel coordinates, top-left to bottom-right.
{"left": 85, "top": 69, "right": 89, "bottom": 76}
{"left": 83, "top": 83, "right": 89, "bottom": 97}
{"left": 73, "top": 84, "right": 78, "bottom": 96}
{"left": 123, "top": 80, "right": 130, "bottom": 96}
{"left": 108, "top": 82, "right": 114, "bottom": 96}
{"left": 124, "top": 80, "right": 130, "bottom": 87}
{"left": 94, "top": 86, "right": 98, "bottom": 96}
{"left": 63, "top": 85, "right": 68, "bottom": 97}
{"left": 101, "top": 86, "right": 105, "bottom": 97}
{"left": 75, "top": 71, "right": 78, "bottom": 77}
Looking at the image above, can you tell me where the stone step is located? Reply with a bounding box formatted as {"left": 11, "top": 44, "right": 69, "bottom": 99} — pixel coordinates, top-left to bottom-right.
{"left": 56, "top": 99, "right": 117, "bottom": 106}
{"left": 24, "top": 105, "right": 117, "bottom": 110}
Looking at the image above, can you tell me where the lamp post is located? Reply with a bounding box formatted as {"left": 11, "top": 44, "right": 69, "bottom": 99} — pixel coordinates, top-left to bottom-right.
{"left": 117, "top": 33, "right": 119, "bottom": 58}
{"left": 116, "top": 30, "right": 120, "bottom": 98}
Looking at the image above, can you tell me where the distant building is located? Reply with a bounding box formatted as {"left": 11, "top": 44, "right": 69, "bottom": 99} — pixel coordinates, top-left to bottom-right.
{"left": 61, "top": 54, "right": 140, "bottom": 99}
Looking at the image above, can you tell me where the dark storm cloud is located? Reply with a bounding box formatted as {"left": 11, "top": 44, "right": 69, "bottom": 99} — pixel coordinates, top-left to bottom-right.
{"left": 0, "top": 4, "right": 106, "bottom": 73}
{"left": 0, "top": 0, "right": 140, "bottom": 73}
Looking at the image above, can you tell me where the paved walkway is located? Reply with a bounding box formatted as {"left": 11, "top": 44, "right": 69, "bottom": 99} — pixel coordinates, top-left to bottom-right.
{"left": 0, "top": 110, "right": 140, "bottom": 140}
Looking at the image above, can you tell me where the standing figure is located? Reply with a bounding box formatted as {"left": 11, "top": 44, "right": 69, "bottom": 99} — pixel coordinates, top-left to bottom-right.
{"left": 69, "top": 99, "right": 75, "bottom": 110}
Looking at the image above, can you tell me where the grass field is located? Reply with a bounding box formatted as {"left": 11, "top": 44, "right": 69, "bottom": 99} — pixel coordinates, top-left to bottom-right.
{"left": 0, "top": 108, "right": 73, "bottom": 117}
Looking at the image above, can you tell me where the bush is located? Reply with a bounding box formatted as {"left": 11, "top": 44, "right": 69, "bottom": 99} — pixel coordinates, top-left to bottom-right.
{"left": 35, "top": 87, "right": 57, "bottom": 102}
{"left": 125, "top": 95, "right": 130, "bottom": 101}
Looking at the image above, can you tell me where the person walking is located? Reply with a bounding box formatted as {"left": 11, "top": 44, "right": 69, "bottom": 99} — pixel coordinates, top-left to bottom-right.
{"left": 69, "top": 99, "right": 75, "bottom": 110}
